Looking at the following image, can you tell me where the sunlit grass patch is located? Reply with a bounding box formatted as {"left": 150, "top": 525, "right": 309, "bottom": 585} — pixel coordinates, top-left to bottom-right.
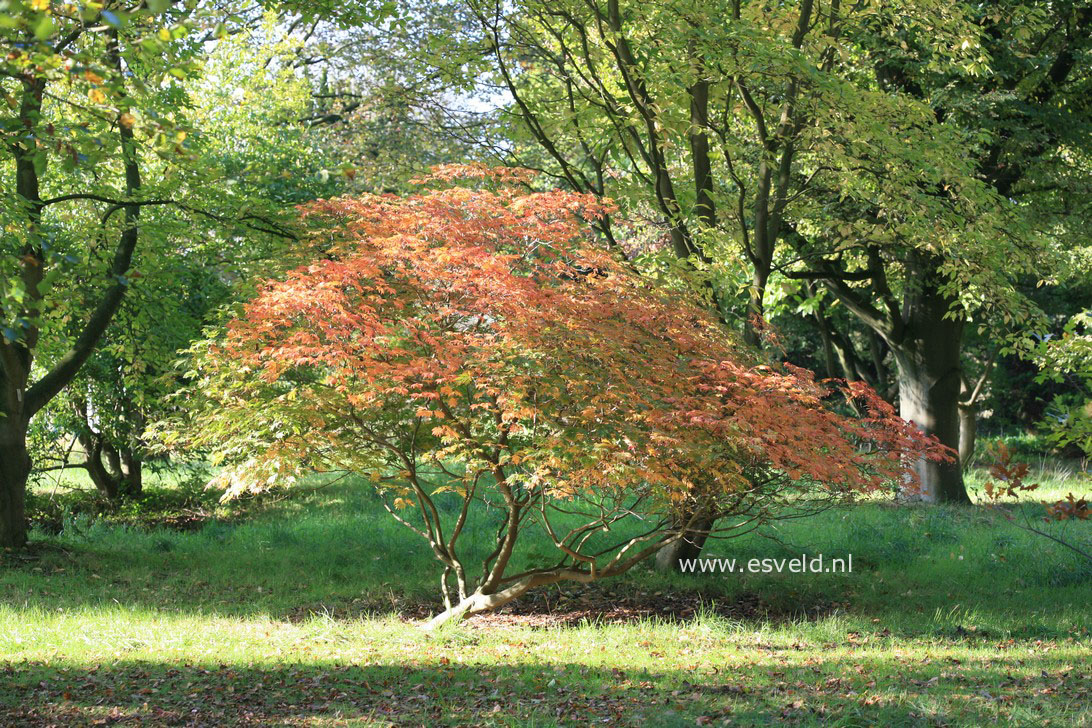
{"left": 3, "top": 471, "right": 1091, "bottom": 725}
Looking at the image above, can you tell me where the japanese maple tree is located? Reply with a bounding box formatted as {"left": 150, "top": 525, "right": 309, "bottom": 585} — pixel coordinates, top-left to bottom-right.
{"left": 171, "top": 166, "right": 946, "bottom": 626}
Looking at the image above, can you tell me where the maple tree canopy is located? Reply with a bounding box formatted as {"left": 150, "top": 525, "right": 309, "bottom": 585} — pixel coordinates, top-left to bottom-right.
{"left": 170, "top": 165, "right": 949, "bottom": 624}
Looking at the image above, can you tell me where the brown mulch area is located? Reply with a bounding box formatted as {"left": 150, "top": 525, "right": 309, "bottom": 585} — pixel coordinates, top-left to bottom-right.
{"left": 286, "top": 582, "right": 847, "bottom": 629}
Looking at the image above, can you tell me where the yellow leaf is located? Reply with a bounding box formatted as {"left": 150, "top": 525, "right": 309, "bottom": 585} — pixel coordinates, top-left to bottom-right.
{"left": 88, "top": 88, "right": 106, "bottom": 104}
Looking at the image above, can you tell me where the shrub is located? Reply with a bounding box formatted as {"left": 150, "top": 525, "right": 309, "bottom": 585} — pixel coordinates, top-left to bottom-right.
{"left": 165, "top": 166, "right": 943, "bottom": 627}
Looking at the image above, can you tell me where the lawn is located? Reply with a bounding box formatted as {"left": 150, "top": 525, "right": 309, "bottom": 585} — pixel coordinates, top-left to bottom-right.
{"left": 2, "top": 468, "right": 1091, "bottom": 726}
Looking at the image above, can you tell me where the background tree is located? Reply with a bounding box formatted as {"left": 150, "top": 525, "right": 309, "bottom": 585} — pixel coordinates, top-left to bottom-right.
{"left": 23, "top": 11, "right": 363, "bottom": 504}
{"left": 1034, "top": 310, "right": 1092, "bottom": 458}
{"left": 1, "top": 2, "right": 187, "bottom": 545}
{"left": 778, "top": 0, "right": 1091, "bottom": 502}
{"left": 0, "top": 3, "right": 301, "bottom": 544}
{"left": 412, "top": 0, "right": 1089, "bottom": 506}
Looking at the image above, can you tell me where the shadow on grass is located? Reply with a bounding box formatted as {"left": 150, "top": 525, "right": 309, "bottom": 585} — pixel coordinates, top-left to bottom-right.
{"left": 3, "top": 488, "right": 1091, "bottom": 640}
{"left": 3, "top": 652, "right": 1088, "bottom": 727}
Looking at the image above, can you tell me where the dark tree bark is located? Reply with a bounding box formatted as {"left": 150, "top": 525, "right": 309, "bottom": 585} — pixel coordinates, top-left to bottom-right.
{"left": 0, "top": 418, "right": 31, "bottom": 548}
{"left": 81, "top": 434, "right": 120, "bottom": 501}
{"left": 0, "top": 73, "right": 45, "bottom": 548}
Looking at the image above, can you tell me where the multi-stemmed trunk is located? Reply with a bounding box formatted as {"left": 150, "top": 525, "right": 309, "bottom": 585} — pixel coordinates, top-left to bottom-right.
{"left": 80, "top": 433, "right": 144, "bottom": 501}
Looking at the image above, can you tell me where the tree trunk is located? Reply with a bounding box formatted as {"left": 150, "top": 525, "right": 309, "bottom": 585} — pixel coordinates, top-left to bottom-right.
{"left": 103, "top": 440, "right": 123, "bottom": 480}
{"left": 120, "top": 448, "right": 142, "bottom": 497}
{"left": 868, "top": 330, "right": 893, "bottom": 403}
{"left": 425, "top": 582, "right": 538, "bottom": 630}
{"left": 742, "top": 262, "right": 771, "bottom": 347}
{"left": 892, "top": 276, "right": 969, "bottom": 504}
{"left": 814, "top": 314, "right": 839, "bottom": 379}
{"left": 98, "top": 440, "right": 142, "bottom": 499}
{"left": 0, "top": 418, "right": 31, "bottom": 548}
{"left": 958, "top": 404, "right": 977, "bottom": 470}
{"left": 81, "top": 434, "right": 121, "bottom": 501}
{"left": 425, "top": 567, "right": 600, "bottom": 630}
{"left": 654, "top": 515, "right": 715, "bottom": 571}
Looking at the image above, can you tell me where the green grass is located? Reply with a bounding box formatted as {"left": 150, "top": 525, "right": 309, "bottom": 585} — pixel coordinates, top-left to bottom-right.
{"left": 3, "top": 473, "right": 1092, "bottom": 726}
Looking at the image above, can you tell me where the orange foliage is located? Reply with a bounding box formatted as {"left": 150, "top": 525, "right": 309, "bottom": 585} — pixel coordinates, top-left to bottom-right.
{"left": 192, "top": 166, "right": 945, "bottom": 515}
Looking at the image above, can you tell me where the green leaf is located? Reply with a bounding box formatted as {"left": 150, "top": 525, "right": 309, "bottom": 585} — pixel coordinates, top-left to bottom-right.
{"left": 32, "top": 149, "right": 47, "bottom": 176}
{"left": 33, "top": 13, "right": 53, "bottom": 40}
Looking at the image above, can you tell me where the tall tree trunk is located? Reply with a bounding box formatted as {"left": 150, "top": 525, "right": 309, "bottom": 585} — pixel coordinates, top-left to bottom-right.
{"left": 0, "top": 36, "right": 145, "bottom": 540}
{"left": 0, "top": 418, "right": 30, "bottom": 548}
{"left": 893, "top": 269, "right": 969, "bottom": 504}
{"left": 0, "top": 73, "right": 43, "bottom": 549}
{"left": 742, "top": 262, "right": 772, "bottom": 347}
{"left": 958, "top": 404, "right": 977, "bottom": 469}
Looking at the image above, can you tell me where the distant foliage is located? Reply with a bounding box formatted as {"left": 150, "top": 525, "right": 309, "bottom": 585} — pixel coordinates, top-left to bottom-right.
{"left": 1033, "top": 312, "right": 1092, "bottom": 458}
{"left": 981, "top": 443, "right": 1091, "bottom": 563}
{"left": 168, "top": 167, "right": 948, "bottom": 623}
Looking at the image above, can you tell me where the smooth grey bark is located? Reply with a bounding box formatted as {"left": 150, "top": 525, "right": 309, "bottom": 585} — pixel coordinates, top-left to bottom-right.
{"left": 891, "top": 271, "right": 969, "bottom": 504}
{"left": 958, "top": 404, "right": 977, "bottom": 470}
{"left": 654, "top": 516, "right": 715, "bottom": 571}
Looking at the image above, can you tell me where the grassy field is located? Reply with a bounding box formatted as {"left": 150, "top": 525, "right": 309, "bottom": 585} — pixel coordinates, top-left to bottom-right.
{"left": 2, "top": 466, "right": 1091, "bottom": 726}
